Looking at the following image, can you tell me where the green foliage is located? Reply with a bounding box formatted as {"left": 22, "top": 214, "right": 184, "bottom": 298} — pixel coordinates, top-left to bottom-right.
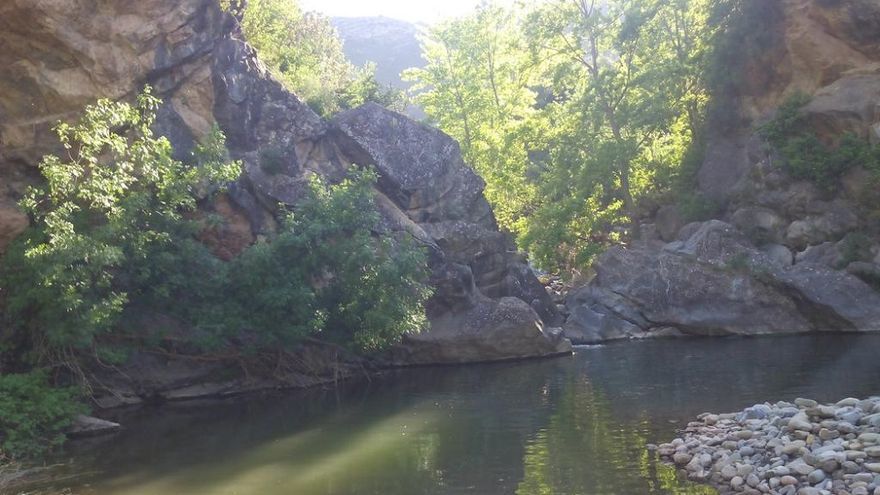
{"left": 678, "top": 193, "right": 720, "bottom": 223}
{"left": 0, "top": 370, "right": 85, "bottom": 461}
{"left": 759, "top": 93, "right": 880, "bottom": 189}
{"left": 1, "top": 89, "right": 430, "bottom": 364}
{"left": 408, "top": 0, "right": 718, "bottom": 271}
{"left": 193, "top": 169, "right": 433, "bottom": 353}
{"left": 339, "top": 63, "right": 409, "bottom": 114}
{"left": 240, "top": 0, "right": 408, "bottom": 116}
{"left": 0, "top": 91, "right": 432, "bottom": 463}
{"left": 405, "top": 4, "right": 540, "bottom": 238}
{"left": 1, "top": 88, "right": 240, "bottom": 354}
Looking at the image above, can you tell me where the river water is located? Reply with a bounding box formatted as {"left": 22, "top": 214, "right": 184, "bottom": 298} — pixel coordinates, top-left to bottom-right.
{"left": 57, "top": 334, "right": 880, "bottom": 495}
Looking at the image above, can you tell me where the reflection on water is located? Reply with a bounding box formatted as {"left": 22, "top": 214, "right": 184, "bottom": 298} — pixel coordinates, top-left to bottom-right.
{"left": 53, "top": 334, "right": 880, "bottom": 495}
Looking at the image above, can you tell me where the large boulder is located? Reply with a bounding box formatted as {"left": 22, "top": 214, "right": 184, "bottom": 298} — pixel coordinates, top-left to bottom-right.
{"left": 803, "top": 65, "right": 880, "bottom": 142}
{"left": 328, "top": 104, "right": 566, "bottom": 363}
{"left": 391, "top": 296, "right": 570, "bottom": 365}
{"left": 564, "top": 221, "right": 880, "bottom": 342}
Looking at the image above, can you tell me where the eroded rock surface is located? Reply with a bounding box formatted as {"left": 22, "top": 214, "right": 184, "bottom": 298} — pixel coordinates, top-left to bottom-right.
{"left": 565, "top": 221, "right": 880, "bottom": 344}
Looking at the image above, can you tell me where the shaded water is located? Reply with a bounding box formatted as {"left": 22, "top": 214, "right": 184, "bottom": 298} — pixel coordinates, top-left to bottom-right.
{"left": 58, "top": 334, "right": 880, "bottom": 495}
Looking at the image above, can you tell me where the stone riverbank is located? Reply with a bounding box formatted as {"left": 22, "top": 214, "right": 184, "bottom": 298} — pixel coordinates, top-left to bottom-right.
{"left": 653, "top": 397, "right": 880, "bottom": 495}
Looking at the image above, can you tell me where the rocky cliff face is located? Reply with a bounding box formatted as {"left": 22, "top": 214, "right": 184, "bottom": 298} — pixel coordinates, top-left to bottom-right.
{"left": 0, "top": 0, "right": 569, "bottom": 401}
{"left": 565, "top": 0, "right": 880, "bottom": 344}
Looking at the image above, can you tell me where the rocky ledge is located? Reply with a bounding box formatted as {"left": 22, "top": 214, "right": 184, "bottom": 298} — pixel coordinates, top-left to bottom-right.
{"left": 655, "top": 397, "right": 880, "bottom": 495}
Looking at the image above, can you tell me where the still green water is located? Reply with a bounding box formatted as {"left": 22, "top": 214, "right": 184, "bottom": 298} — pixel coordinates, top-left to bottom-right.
{"left": 61, "top": 334, "right": 880, "bottom": 495}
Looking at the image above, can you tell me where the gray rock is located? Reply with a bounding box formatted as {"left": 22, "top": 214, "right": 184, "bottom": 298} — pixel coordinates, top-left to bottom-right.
{"left": 761, "top": 243, "right": 795, "bottom": 266}
{"left": 837, "top": 407, "right": 864, "bottom": 425}
{"left": 673, "top": 452, "right": 693, "bottom": 465}
{"left": 68, "top": 415, "right": 121, "bottom": 437}
{"left": 564, "top": 220, "right": 880, "bottom": 343}
{"left": 785, "top": 203, "right": 859, "bottom": 250}
{"left": 863, "top": 414, "right": 880, "bottom": 429}
{"left": 731, "top": 475, "right": 745, "bottom": 488}
{"left": 795, "top": 242, "right": 843, "bottom": 267}
{"left": 794, "top": 397, "right": 819, "bottom": 409}
{"left": 781, "top": 475, "right": 799, "bottom": 485}
{"left": 656, "top": 205, "right": 685, "bottom": 242}
{"left": 732, "top": 207, "right": 788, "bottom": 244}
{"left": 391, "top": 297, "right": 572, "bottom": 365}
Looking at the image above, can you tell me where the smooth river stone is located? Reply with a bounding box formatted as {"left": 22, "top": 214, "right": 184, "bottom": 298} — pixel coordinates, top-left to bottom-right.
{"left": 673, "top": 452, "right": 692, "bottom": 465}
{"left": 866, "top": 446, "right": 880, "bottom": 457}
{"left": 819, "top": 428, "right": 840, "bottom": 440}
{"left": 795, "top": 398, "right": 819, "bottom": 408}
{"left": 780, "top": 475, "right": 799, "bottom": 485}
{"left": 789, "top": 414, "right": 814, "bottom": 432}
{"left": 721, "top": 464, "right": 737, "bottom": 479}
{"left": 783, "top": 441, "right": 807, "bottom": 455}
{"left": 837, "top": 407, "right": 864, "bottom": 425}
{"left": 862, "top": 433, "right": 880, "bottom": 444}
{"left": 866, "top": 463, "right": 880, "bottom": 473}
{"left": 837, "top": 398, "right": 862, "bottom": 408}
{"left": 847, "top": 450, "right": 868, "bottom": 460}
{"left": 862, "top": 413, "right": 880, "bottom": 428}
{"left": 789, "top": 460, "right": 815, "bottom": 475}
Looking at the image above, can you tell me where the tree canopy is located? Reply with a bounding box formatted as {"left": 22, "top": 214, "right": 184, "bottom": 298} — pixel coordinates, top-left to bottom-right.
{"left": 408, "top": 0, "right": 719, "bottom": 271}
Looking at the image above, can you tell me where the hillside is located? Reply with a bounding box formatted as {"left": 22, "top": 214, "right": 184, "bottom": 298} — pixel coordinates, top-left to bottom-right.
{"left": 331, "top": 16, "right": 424, "bottom": 90}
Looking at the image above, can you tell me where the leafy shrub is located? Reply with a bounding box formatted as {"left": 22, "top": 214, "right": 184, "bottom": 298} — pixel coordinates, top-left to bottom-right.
{"left": 236, "top": 0, "right": 407, "bottom": 116}
{"left": 1, "top": 88, "right": 240, "bottom": 355}
{"left": 192, "top": 169, "right": 433, "bottom": 352}
{"left": 759, "top": 93, "right": 879, "bottom": 189}
{"left": 0, "top": 371, "right": 85, "bottom": 461}
{"left": 678, "top": 192, "right": 720, "bottom": 222}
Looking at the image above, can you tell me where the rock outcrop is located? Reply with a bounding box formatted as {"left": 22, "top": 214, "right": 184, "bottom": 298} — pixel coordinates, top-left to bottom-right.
{"left": 565, "top": 221, "right": 880, "bottom": 344}
{"left": 698, "top": 0, "right": 880, "bottom": 202}
{"left": 0, "top": 0, "right": 570, "bottom": 401}
{"left": 565, "top": 0, "right": 880, "bottom": 344}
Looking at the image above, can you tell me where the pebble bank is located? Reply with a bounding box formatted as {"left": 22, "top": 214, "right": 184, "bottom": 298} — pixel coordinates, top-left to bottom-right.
{"left": 651, "top": 397, "right": 880, "bottom": 495}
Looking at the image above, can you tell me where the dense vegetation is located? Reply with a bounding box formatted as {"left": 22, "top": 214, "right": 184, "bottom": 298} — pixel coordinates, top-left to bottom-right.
{"left": 406, "top": 0, "right": 722, "bottom": 270}
{"left": 0, "top": 90, "right": 431, "bottom": 462}
{"left": 406, "top": 0, "right": 880, "bottom": 274}
{"left": 227, "top": 0, "right": 408, "bottom": 116}
{"left": 759, "top": 93, "right": 880, "bottom": 190}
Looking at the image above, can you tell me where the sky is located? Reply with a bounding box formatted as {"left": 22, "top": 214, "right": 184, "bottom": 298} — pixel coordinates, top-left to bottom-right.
{"left": 299, "top": 0, "right": 509, "bottom": 24}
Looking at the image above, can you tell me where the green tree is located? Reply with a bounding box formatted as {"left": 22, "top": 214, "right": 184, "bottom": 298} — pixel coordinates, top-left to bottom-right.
{"left": 405, "top": 3, "right": 541, "bottom": 237}
{"left": 1, "top": 88, "right": 240, "bottom": 361}
{"left": 408, "top": 0, "right": 716, "bottom": 271}
{"left": 197, "top": 169, "right": 433, "bottom": 353}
